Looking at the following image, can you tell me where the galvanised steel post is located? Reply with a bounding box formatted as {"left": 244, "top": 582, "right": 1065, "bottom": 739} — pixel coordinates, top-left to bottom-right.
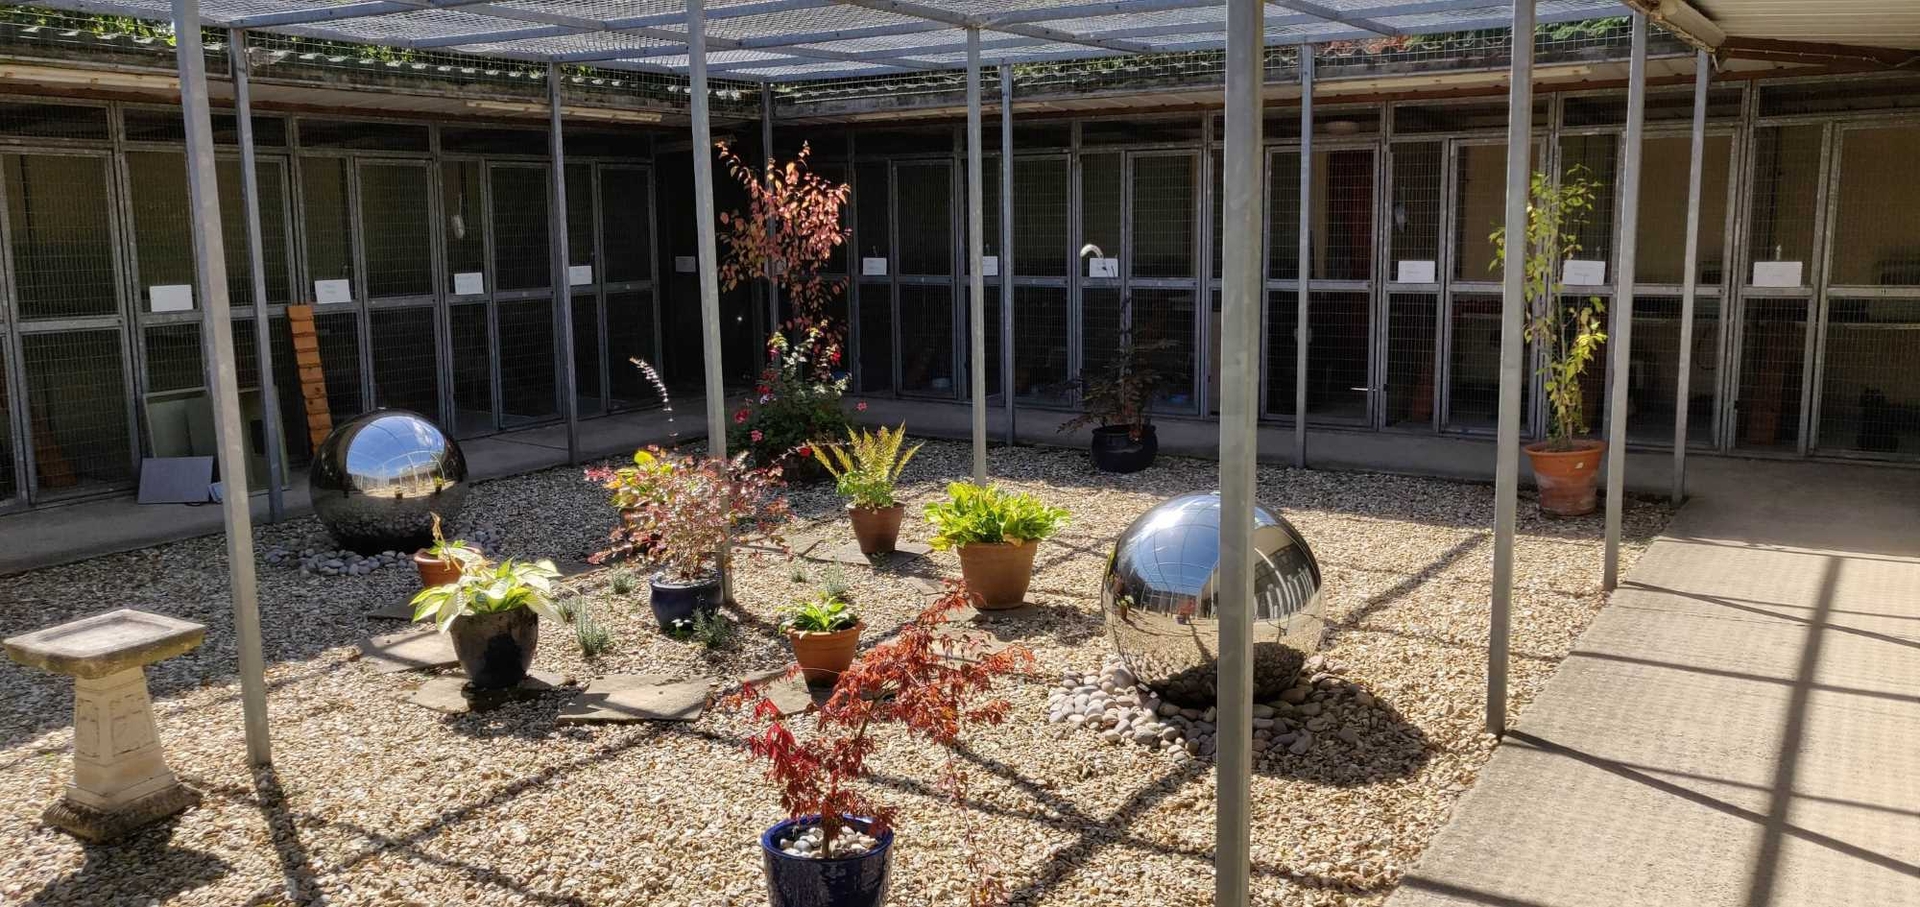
{"left": 966, "top": 27, "right": 987, "bottom": 483}
{"left": 1489, "top": 0, "right": 1535, "bottom": 739}
{"left": 761, "top": 84, "right": 779, "bottom": 335}
{"left": 1295, "top": 46, "right": 1314, "bottom": 468}
{"left": 174, "top": 0, "right": 270, "bottom": 765}
{"left": 229, "top": 28, "right": 285, "bottom": 522}
{"left": 549, "top": 63, "right": 581, "bottom": 465}
{"left": 688, "top": 0, "right": 732, "bottom": 604}
{"left": 1218, "top": 0, "right": 1263, "bottom": 902}
{"left": 1672, "top": 48, "right": 1709, "bottom": 506}
{"left": 1603, "top": 13, "right": 1648, "bottom": 592}
{"left": 1000, "top": 64, "right": 1016, "bottom": 447}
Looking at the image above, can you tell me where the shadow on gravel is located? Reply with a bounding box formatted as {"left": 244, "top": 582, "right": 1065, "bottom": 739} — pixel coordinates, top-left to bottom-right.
{"left": 24, "top": 818, "right": 231, "bottom": 907}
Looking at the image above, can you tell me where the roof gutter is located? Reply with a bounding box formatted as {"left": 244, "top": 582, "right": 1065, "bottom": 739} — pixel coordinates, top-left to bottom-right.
{"left": 1622, "top": 0, "right": 1726, "bottom": 53}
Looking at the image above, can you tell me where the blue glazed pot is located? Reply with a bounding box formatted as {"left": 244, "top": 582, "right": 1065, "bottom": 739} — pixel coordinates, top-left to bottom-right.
{"left": 649, "top": 570, "right": 723, "bottom": 632}
{"left": 760, "top": 816, "right": 893, "bottom": 907}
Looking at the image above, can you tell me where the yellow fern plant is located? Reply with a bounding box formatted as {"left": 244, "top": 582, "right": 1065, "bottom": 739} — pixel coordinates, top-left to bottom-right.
{"left": 811, "top": 423, "right": 923, "bottom": 510}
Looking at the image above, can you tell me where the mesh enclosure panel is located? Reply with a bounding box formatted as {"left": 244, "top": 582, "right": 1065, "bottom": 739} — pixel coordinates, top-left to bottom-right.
{"left": 301, "top": 156, "right": 356, "bottom": 298}
{"left": 601, "top": 167, "right": 652, "bottom": 284}
{"left": 442, "top": 160, "right": 487, "bottom": 290}
{"left": 606, "top": 290, "right": 659, "bottom": 409}
{"left": 449, "top": 302, "right": 494, "bottom": 437}
{"left": 1447, "top": 292, "right": 1529, "bottom": 433}
{"left": 897, "top": 283, "right": 954, "bottom": 395}
{"left": 1385, "top": 293, "right": 1438, "bottom": 427}
{"left": 6, "top": 153, "right": 117, "bottom": 320}
{"left": 1736, "top": 298, "right": 1806, "bottom": 452}
{"left": 498, "top": 297, "right": 559, "bottom": 423}
{"left": 1819, "top": 298, "right": 1920, "bottom": 456}
{"left": 491, "top": 165, "right": 552, "bottom": 292}
{"left": 360, "top": 161, "right": 435, "bottom": 298}
{"left": 20, "top": 329, "right": 129, "bottom": 494}
{"left": 369, "top": 306, "right": 440, "bottom": 417}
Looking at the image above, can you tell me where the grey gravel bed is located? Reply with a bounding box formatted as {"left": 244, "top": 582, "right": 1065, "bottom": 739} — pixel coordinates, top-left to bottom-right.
{"left": 0, "top": 439, "right": 1668, "bottom": 907}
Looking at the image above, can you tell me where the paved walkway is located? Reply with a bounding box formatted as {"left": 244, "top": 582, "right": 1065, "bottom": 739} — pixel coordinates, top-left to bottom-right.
{"left": 0, "top": 401, "right": 710, "bottom": 575}
{"left": 1390, "top": 459, "right": 1920, "bottom": 907}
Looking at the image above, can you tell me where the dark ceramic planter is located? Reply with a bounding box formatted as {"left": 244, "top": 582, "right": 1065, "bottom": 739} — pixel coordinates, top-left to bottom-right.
{"left": 1090, "top": 424, "right": 1157, "bottom": 474}
{"left": 649, "top": 570, "right": 723, "bottom": 632}
{"left": 760, "top": 816, "right": 893, "bottom": 907}
{"left": 448, "top": 609, "right": 538, "bottom": 689}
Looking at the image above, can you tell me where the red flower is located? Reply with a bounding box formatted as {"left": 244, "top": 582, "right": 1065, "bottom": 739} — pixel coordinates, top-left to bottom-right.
{"left": 855, "top": 401, "right": 868, "bottom": 412}
{"left": 756, "top": 384, "right": 771, "bottom": 395}
{"left": 829, "top": 349, "right": 842, "bottom": 365}
{"left": 751, "top": 430, "right": 764, "bottom": 443}
{"left": 734, "top": 409, "right": 749, "bottom": 424}
{"left": 796, "top": 445, "right": 812, "bottom": 458}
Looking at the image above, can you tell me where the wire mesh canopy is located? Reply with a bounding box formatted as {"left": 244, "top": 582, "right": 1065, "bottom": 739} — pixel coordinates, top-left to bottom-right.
{"left": 35, "top": 0, "right": 1630, "bottom": 81}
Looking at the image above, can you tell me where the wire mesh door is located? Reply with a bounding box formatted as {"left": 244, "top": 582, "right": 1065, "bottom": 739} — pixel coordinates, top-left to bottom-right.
{"left": 599, "top": 163, "right": 660, "bottom": 411}
{"left": 892, "top": 158, "right": 955, "bottom": 397}
{"left": 487, "top": 161, "right": 559, "bottom": 427}
{"left": 1811, "top": 123, "right": 1920, "bottom": 459}
{"left": 2, "top": 150, "right": 136, "bottom": 501}
{"left": 358, "top": 158, "right": 443, "bottom": 423}
{"left": 1440, "top": 138, "right": 1539, "bottom": 436}
{"left": 1264, "top": 144, "right": 1378, "bottom": 426}
{"left": 1731, "top": 123, "right": 1825, "bottom": 454}
{"left": 1125, "top": 150, "right": 1200, "bottom": 413}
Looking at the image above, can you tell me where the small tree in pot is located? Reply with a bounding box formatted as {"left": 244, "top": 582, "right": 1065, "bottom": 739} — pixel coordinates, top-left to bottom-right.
{"left": 925, "top": 482, "right": 1069, "bottom": 610}
{"left": 589, "top": 447, "right": 791, "bottom": 632}
{"left": 410, "top": 557, "right": 563, "bottom": 689}
{"left": 1059, "top": 297, "right": 1176, "bottom": 473}
{"left": 730, "top": 581, "right": 1031, "bottom": 907}
{"left": 811, "top": 422, "right": 923, "bottom": 555}
{"left": 1490, "top": 166, "right": 1610, "bottom": 516}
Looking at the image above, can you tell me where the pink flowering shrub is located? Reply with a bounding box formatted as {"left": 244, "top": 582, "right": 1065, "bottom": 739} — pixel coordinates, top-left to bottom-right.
{"left": 728, "top": 325, "right": 850, "bottom": 476}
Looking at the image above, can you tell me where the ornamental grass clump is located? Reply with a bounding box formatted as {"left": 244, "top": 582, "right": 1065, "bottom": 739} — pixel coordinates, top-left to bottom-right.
{"left": 730, "top": 581, "right": 1030, "bottom": 899}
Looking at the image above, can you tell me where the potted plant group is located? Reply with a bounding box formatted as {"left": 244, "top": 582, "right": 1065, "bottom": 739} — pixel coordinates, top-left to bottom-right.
{"left": 811, "top": 423, "right": 924, "bottom": 555}
{"left": 1059, "top": 296, "right": 1176, "bottom": 473}
{"left": 730, "top": 581, "right": 1030, "bottom": 907}
{"left": 924, "top": 481, "right": 1069, "bottom": 609}
{"left": 410, "top": 557, "right": 563, "bottom": 689}
{"left": 1491, "top": 166, "right": 1610, "bottom": 516}
{"left": 413, "top": 513, "right": 484, "bottom": 589}
{"left": 589, "top": 446, "right": 790, "bottom": 632}
{"left": 781, "top": 589, "right": 862, "bottom": 686}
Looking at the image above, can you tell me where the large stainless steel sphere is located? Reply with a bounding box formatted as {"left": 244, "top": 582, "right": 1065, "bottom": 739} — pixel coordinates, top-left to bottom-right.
{"left": 1101, "top": 491, "right": 1325, "bottom": 707}
{"left": 309, "top": 410, "right": 468, "bottom": 554}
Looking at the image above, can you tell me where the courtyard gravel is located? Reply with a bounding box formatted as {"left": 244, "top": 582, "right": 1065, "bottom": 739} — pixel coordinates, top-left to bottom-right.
{"left": 0, "top": 439, "right": 1666, "bottom": 906}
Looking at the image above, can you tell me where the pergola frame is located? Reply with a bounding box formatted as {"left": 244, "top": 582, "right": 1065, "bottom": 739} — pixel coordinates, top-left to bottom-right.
{"left": 124, "top": 0, "right": 1718, "bottom": 902}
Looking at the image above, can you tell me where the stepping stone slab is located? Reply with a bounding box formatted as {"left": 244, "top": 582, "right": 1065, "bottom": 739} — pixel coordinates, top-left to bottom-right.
{"left": 367, "top": 601, "right": 419, "bottom": 621}
{"left": 557, "top": 674, "right": 713, "bottom": 724}
{"left": 411, "top": 670, "right": 568, "bottom": 714}
{"left": 357, "top": 626, "right": 457, "bottom": 673}
{"left": 803, "top": 538, "right": 933, "bottom": 569}
{"left": 740, "top": 669, "right": 816, "bottom": 717}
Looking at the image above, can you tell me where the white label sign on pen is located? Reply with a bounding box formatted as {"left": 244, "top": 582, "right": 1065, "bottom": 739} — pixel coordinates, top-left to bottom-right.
{"left": 1562, "top": 259, "right": 1607, "bottom": 286}
{"left": 149, "top": 284, "right": 193, "bottom": 313}
{"left": 1752, "top": 261, "right": 1804, "bottom": 287}
{"left": 1396, "top": 260, "right": 1436, "bottom": 283}
{"left": 453, "top": 272, "right": 485, "bottom": 296}
{"left": 861, "top": 257, "right": 888, "bottom": 277}
{"left": 1088, "top": 257, "right": 1119, "bottom": 279}
{"left": 675, "top": 255, "right": 696, "bottom": 273}
{"left": 568, "top": 264, "right": 594, "bottom": 286}
{"left": 314, "top": 279, "right": 352, "bottom": 304}
{"left": 982, "top": 255, "right": 999, "bottom": 277}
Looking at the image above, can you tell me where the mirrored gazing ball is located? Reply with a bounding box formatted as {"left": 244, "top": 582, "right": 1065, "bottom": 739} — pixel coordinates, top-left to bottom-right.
{"left": 309, "top": 409, "right": 468, "bottom": 554}
{"left": 1101, "top": 491, "right": 1325, "bottom": 707}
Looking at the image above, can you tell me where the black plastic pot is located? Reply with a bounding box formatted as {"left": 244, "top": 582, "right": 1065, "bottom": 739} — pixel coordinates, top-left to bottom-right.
{"left": 448, "top": 609, "right": 538, "bottom": 689}
{"left": 1090, "top": 423, "right": 1158, "bottom": 474}
{"left": 760, "top": 815, "right": 893, "bottom": 907}
{"left": 649, "top": 570, "right": 723, "bottom": 632}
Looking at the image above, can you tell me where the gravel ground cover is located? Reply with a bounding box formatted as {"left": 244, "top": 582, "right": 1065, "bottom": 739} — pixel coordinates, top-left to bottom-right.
{"left": 0, "top": 440, "right": 1667, "bottom": 907}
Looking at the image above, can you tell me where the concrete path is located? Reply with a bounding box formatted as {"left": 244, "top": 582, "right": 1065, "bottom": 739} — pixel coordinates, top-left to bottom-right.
{"left": 1389, "top": 459, "right": 1920, "bottom": 907}
{"left": 0, "top": 401, "right": 711, "bottom": 576}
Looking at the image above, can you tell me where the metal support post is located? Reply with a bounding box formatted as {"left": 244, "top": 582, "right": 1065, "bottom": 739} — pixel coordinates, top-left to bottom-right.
{"left": 1000, "top": 64, "right": 1016, "bottom": 447}
{"left": 1218, "top": 0, "right": 1263, "bottom": 902}
{"left": 1489, "top": 0, "right": 1535, "bottom": 738}
{"left": 687, "top": 0, "right": 732, "bottom": 603}
{"left": 966, "top": 28, "right": 987, "bottom": 484}
{"left": 549, "top": 63, "right": 581, "bottom": 465}
{"left": 761, "top": 84, "right": 779, "bottom": 334}
{"left": 1294, "top": 46, "right": 1314, "bottom": 468}
{"left": 1603, "top": 13, "right": 1648, "bottom": 591}
{"left": 174, "top": 0, "right": 269, "bottom": 765}
{"left": 228, "top": 29, "right": 284, "bottom": 523}
{"left": 1672, "top": 49, "right": 1709, "bottom": 505}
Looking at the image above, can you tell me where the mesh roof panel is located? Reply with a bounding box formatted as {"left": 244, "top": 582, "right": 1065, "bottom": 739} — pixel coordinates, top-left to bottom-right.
{"left": 26, "top": 0, "right": 1632, "bottom": 81}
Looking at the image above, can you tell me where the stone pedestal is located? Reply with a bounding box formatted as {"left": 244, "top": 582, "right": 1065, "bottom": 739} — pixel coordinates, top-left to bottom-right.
{"left": 4, "top": 609, "right": 206, "bottom": 842}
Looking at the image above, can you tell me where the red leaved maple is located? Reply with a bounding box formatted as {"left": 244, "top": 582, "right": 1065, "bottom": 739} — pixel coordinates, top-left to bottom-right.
{"left": 715, "top": 140, "right": 852, "bottom": 353}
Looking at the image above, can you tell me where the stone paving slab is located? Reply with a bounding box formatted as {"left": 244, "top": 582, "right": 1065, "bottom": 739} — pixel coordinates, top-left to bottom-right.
{"left": 1388, "top": 462, "right": 1920, "bottom": 907}
{"left": 556, "top": 674, "right": 713, "bottom": 724}
{"left": 357, "top": 626, "right": 457, "bottom": 673}
{"left": 367, "top": 601, "right": 419, "bottom": 621}
{"left": 410, "top": 670, "right": 570, "bottom": 714}
{"left": 740, "top": 668, "right": 819, "bottom": 717}
{"left": 800, "top": 538, "right": 933, "bottom": 569}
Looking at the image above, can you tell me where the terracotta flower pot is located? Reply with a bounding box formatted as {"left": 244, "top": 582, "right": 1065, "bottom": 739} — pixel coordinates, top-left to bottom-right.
{"left": 955, "top": 540, "right": 1040, "bottom": 610}
{"left": 1525, "top": 439, "right": 1606, "bottom": 517}
{"left": 848, "top": 504, "right": 905, "bottom": 555}
{"left": 787, "top": 621, "right": 863, "bottom": 686}
{"left": 413, "top": 550, "right": 463, "bottom": 589}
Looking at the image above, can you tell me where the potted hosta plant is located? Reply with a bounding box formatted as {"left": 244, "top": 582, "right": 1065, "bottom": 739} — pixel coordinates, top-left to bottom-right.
{"left": 413, "top": 513, "right": 483, "bottom": 589}
{"left": 781, "top": 589, "right": 862, "bottom": 686}
{"left": 1059, "top": 297, "right": 1176, "bottom": 473}
{"left": 1492, "top": 166, "right": 1610, "bottom": 516}
{"left": 730, "top": 581, "right": 1030, "bottom": 907}
{"left": 589, "top": 446, "right": 790, "bottom": 632}
{"left": 811, "top": 423, "right": 924, "bottom": 555}
{"left": 924, "top": 482, "right": 1069, "bottom": 609}
{"left": 410, "top": 557, "right": 563, "bottom": 689}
